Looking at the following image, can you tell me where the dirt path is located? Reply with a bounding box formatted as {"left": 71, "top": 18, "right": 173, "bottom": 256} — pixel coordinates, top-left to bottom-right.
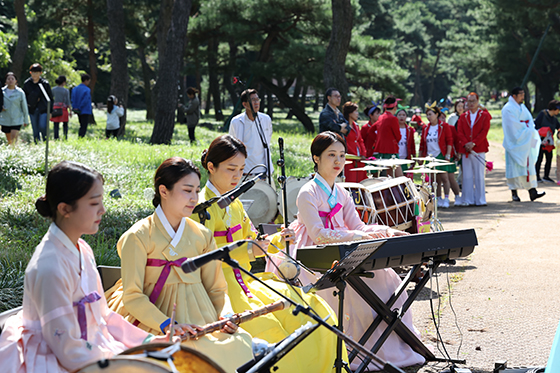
{"left": 407, "top": 141, "right": 560, "bottom": 373}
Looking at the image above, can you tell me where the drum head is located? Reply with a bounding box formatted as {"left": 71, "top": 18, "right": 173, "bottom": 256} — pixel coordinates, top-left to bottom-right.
{"left": 360, "top": 177, "right": 389, "bottom": 188}
{"left": 240, "top": 181, "right": 278, "bottom": 225}
{"left": 75, "top": 356, "right": 171, "bottom": 372}
{"left": 121, "top": 343, "right": 226, "bottom": 373}
{"left": 277, "top": 177, "right": 310, "bottom": 220}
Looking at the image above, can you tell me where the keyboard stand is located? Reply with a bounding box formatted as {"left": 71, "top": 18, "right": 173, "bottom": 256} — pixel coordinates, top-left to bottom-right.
{"left": 347, "top": 258, "right": 466, "bottom": 372}
{"left": 304, "top": 239, "right": 388, "bottom": 373}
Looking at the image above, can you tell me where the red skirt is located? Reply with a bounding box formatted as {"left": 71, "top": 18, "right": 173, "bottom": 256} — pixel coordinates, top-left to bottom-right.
{"left": 50, "top": 104, "right": 69, "bottom": 123}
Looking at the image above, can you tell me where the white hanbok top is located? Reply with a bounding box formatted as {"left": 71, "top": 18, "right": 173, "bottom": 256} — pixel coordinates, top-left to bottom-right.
{"left": 271, "top": 174, "right": 425, "bottom": 370}
{"left": 502, "top": 96, "right": 540, "bottom": 179}
{"left": 0, "top": 223, "right": 149, "bottom": 373}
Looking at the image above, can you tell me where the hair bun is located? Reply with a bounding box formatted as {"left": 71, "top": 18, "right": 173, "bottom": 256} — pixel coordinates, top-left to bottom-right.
{"left": 35, "top": 196, "right": 53, "bottom": 218}
{"left": 201, "top": 149, "right": 209, "bottom": 169}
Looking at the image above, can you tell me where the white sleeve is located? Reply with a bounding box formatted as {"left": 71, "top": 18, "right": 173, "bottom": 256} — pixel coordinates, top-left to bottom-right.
{"left": 229, "top": 117, "right": 243, "bottom": 142}
{"left": 30, "top": 264, "right": 111, "bottom": 371}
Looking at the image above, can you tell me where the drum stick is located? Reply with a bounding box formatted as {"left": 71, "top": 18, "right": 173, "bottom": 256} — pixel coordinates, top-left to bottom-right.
{"left": 180, "top": 299, "right": 290, "bottom": 341}
{"left": 169, "top": 303, "right": 176, "bottom": 342}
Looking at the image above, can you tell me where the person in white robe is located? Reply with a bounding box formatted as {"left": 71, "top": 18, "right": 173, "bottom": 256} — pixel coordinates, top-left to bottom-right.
{"left": 502, "top": 87, "right": 545, "bottom": 202}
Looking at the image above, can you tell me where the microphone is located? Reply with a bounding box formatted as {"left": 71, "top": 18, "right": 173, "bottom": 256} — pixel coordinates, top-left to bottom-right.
{"left": 181, "top": 240, "right": 247, "bottom": 273}
{"left": 216, "top": 173, "right": 263, "bottom": 209}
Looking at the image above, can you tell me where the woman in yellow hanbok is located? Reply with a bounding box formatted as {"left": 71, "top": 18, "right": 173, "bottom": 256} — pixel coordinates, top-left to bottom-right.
{"left": 105, "top": 157, "right": 253, "bottom": 372}
{"left": 191, "top": 134, "right": 344, "bottom": 372}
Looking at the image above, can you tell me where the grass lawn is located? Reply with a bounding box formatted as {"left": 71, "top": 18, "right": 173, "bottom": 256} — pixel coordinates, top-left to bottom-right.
{"left": 0, "top": 107, "right": 508, "bottom": 312}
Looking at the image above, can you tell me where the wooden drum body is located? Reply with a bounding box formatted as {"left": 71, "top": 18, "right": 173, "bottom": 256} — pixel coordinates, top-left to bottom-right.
{"left": 365, "top": 177, "right": 421, "bottom": 231}
{"left": 338, "top": 182, "right": 375, "bottom": 224}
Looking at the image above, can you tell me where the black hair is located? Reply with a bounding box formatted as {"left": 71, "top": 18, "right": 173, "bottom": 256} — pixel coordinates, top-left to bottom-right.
{"left": 55, "top": 75, "right": 66, "bottom": 85}
{"left": 547, "top": 100, "right": 560, "bottom": 111}
{"left": 201, "top": 135, "right": 248, "bottom": 171}
{"left": 363, "top": 105, "right": 380, "bottom": 117}
{"left": 426, "top": 106, "right": 443, "bottom": 118}
{"left": 36, "top": 161, "right": 104, "bottom": 219}
{"left": 240, "top": 89, "right": 258, "bottom": 103}
{"left": 5, "top": 72, "right": 17, "bottom": 83}
{"left": 384, "top": 96, "right": 397, "bottom": 108}
{"left": 310, "top": 131, "right": 347, "bottom": 172}
{"left": 81, "top": 73, "right": 91, "bottom": 82}
{"left": 29, "top": 63, "right": 43, "bottom": 72}
{"left": 107, "top": 95, "right": 116, "bottom": 114}
{"left": 325, "top": 87, "right": 339, "bottom": 99}
{"left": 153, "top": 157, "right": 201, "bottom": 208}
{"left": 186, "top": 87, "right": 199, "bottom": 96}
{"left": 510, "top": 87, "right": 524, "bottom": 96}
{"left": 453, "top": 98, "right": 465, "bottom": 114}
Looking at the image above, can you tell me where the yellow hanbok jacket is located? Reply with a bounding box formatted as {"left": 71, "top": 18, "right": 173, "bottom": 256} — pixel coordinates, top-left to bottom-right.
{"left": 191, "top": 183, "right": 346, "bottom": 373}
{"left": 105, "top": 208, "right": 252, "bottom": 372}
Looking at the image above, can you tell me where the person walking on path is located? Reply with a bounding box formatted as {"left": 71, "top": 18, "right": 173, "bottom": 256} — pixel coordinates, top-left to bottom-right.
{"left": 50, "top": 75, "right": 71, "bottom": 140}
{"left": 71, "top": 73, "right": 92, "bottom": 138}
{"left": 534, "top": 99, "right": 560, "bottom": 183}
{"left": 319, "top": 88, "right": 348, "bottom": 137}
{"left": 182, "top": 87, "right": 200, "bottom": 144}
{"left": 23, "top": 63, "right": 53, "bottom": 143}
{"left": 502, "top": 87, "right": 545, "bottom": 202}
{"left": 0, "top": 72, "right": 29, "bottom": 145}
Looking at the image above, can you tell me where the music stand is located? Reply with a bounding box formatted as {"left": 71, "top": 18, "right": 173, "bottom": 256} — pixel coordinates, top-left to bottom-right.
{"left": 304, "top": 239, "right": 387, "bottom": 373}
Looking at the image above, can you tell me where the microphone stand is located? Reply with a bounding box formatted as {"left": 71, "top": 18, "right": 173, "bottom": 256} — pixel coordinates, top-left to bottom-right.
{"left": 218, "top": 247, "right": 405, "bottom": 373}
{"left": 248, "top": 99, "right": 272, "bottom": 186}
{"left": 193, "top": 197, "right": 219, "bottom": 226}
{"left": 276, "top": 137, "right": 289, "bottom": 255}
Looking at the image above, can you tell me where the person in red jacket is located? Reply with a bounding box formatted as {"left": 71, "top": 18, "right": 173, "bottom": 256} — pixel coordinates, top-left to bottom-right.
{"left": 419, "top": 105, "right": 454, "bottom": 207}
{"left": 361, "top": 103, "right": 381, "bottom": 157}
{"left": 456, "top": 92, "right": 491, "bottom": 206}
{"left": 375, "top": 96, "right": 403, "bottom": 177}
{"left": 396, "top": 106, "right": 416, "bottom": 175}
{"left": 343, "top": 101, "right": 368, "bottom": 182}
{"left": 410, "top": 108, "right": 424, "bottom": 133}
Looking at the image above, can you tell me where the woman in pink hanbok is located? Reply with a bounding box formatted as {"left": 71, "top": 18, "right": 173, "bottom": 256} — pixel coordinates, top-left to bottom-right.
{"left": 276, "top": 131, "right": 426, "bottom": 370}
{"left": 0, "top": 161, "right": 171, "bottom": 373}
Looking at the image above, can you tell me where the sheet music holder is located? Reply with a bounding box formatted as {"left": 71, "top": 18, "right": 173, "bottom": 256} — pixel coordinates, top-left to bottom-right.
{"left": 303, "top": 239, "right": 387, "bottom": 373}
{"left": 303, "top": 239, "right": 387, "bottom": 293}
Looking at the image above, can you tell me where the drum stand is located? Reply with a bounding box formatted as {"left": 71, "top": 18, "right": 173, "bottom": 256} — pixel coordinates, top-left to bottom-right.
{"left": 429, "top": 180, "right": 444, "bottom": 231}
{"left": 217, "top": 245, "right": 405, "bottom": 373}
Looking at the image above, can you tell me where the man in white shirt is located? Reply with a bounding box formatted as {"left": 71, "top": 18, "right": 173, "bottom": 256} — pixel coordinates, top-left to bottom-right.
{"left": 229, "top": 89, "right": 273, "bottom": 179}
{"left": 502, "top": 87, "right": 545, "bottom": 202}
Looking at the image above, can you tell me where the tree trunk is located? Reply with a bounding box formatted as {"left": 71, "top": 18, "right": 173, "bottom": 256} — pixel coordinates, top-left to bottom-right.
{"left": 87, "top": 0, "right": 98, "bottom": 96}
{"left": 427, "top": 48, "right": 441, "bottom": 103}
{"left": 138, "top": 46, "right": 155, "bottom": 120}
{"left": 223, "top": 39, "right": 238, "bottom": 107}
{"left": 11, "top": 0, "right": 28, "bottom": 80}
{"left": 107, "top": 0, "right": 128, "bottom": 136}
{"left": 301, "top": 85, "right": 308, "bottom": 109}
{"left": 207, "top": 37, "right": 224, "bottom": 120}
{"left": 313, "top": 91, "right": 320, "bottom": 111}
{"left": 267, "top": 89, "right": 274, "bottom": 119}
{"left": 261, "top": 78, "right": 314, "bottom": 133}
{"left": 534, "top": 76, "right": 556, "bottom": 113}
{"left": 205, "top": 89, "right": 211, "bottom": 115}
{"left": 150, "top": 0, "right": 192, "bottom": 144}
{"left": 286, "top": 77, "right": 302, "bottom": 119}
{"left": 323, "top": 0, "right": 353, "bottom": 102}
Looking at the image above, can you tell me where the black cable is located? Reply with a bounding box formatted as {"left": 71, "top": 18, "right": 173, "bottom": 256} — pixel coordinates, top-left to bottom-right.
{"left": 428, "top": 264, "right": 453, "bottom": 362}
{"left": 250, "top": 240, "right": 321, "bottom": 319}
{"left": 446, "top": 264, "right": 463, "bottom": 360}
{"left": 241, "top": 164, "right": 268, "bottom": 183}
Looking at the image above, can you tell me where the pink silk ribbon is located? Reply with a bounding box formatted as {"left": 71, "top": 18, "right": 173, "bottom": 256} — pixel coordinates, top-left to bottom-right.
{"left": 146, "top": 257, "right": 188, "bottom": 304}
{"left": 213, "top": 224, "right": 242, "bottom": 242}
{"left": 319, "top": 203, "right": 343, "bottom": 229}
{"left": 214, "top": 224, "right": 252, "bottom": 298}
{"left": 74, "top": 291, "right": 101, "bottom": 340}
